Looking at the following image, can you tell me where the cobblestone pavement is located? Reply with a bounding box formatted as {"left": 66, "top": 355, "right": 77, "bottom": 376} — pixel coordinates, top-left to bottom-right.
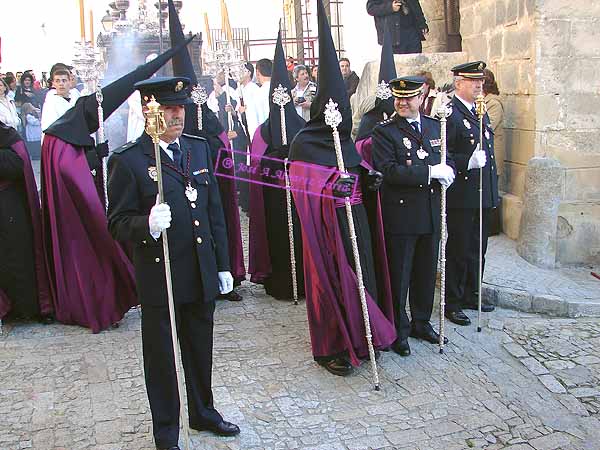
{"left": 2, "top": 290, "right": 599, "bottom": 450}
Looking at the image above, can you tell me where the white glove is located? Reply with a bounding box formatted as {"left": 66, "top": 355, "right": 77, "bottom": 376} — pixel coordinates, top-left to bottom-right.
{"left": 430, "top": 163, "right": 455, "bottom": 187}
{"left": 468, "top": 145, "right": 487, "bottom": 170}
{"left": 218, "top": 271, "right": 234, "bottom": 294}
{"left": 148, "top": 195, "right": 172, "bottom": 239}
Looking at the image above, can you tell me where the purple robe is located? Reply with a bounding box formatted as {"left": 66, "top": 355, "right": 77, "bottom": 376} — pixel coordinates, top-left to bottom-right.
{"left": 216, "top": 131, "right": 246, "bottom": 282}
{"left": 248, "top": 125, "right": 271, "bottom": 283}
{"left": 0, "top": 140, "right": 53, "bottom": 319}
{"left": 41, "top": 135, "right": 137, "bottom": 333}
{"left": 289, "top": 160, "right": 396, "bottom": 366}
{"left": 355, "top": 136, "right": 374, "bottom": 166}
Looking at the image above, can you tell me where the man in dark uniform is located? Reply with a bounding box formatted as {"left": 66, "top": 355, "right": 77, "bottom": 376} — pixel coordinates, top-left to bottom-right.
{"left": 367, "top": 0, "right": 429, "bottom": 54}
{"left": 372, "top": 76, "right": 455, "bottom": 356}
{"left": 445, "top": 61, "right": 499, "bottom": 326}
{"left": 107, "top": 77, "right": 240, "bottom": 450}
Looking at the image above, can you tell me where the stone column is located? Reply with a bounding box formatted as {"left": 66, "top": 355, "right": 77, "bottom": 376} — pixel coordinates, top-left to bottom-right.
{"left": 517, "top": 157, "right": 563, "bottom": 268}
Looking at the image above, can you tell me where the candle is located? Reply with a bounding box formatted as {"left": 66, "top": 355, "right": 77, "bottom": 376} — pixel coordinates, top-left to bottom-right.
{"left": 79, "top": 0, "right": 86, "bottom": 41}
{"left": 89, "top": 10, "right": 94, "bottom": 46}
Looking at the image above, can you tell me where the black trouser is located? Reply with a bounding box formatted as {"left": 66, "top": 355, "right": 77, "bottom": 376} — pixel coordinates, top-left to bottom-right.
{"left": 445, "top": 208, "right": 491, "bottom": 312}
{"left": 141, "top": 301, "right": 222, "bottom": 449}
{"left": 0, "top": 187, "right": 39, "bottom": 318}
{"left": 386, "top": 233, "right": 439, "bottom": 340}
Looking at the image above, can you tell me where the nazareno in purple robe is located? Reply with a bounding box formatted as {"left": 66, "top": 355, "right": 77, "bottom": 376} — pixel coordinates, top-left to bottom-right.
{"left": 289, "top": 159, "right": 396, "bottom": 366}
{"left": 248, "top": 125, "right": 271, "bottom": 283}
{"left": 41, "top": 135, "right": 138, "bottom": 333}
{"left": 0, "top": 139, "right": 53, "bottom": 319}
{"left": 215, "top": 131, "right": 246, "bottom": 283}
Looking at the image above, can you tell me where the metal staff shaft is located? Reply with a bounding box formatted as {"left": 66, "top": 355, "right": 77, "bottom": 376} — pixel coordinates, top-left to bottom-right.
{"left": 96, "top": 87, "right": 108, "bottom": 212}
{"left": 224, "top": 69, "right": 234, "bottom": 133}
{"left": 438, "top": 105, "right": 449, "bottom": 353}
{"left": 273, "top": 84, "right": 299, "bottom": 305}
{"left": 325, "top": 99, "right": 380, "bottom": 391}
{"left": 475, "top": 94, "right": 486, "bottom": 333}
{"left": 144, "top": 97, "right": 190, "bottom": 450}
{"left": 284, "top": 158, "right": 299, "bottom": 306}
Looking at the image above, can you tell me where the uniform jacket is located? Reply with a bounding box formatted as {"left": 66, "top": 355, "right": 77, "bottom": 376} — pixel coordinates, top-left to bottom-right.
{"left": 446, "top": 96, "right": 499, "bottom": 209}
{"left": 373, "top": 113, "right": 453, "bottom": 235}
{"left": 366, "top": 0, "right": 427, "bottom": 46}
{"left": 107, "top": 133, "right": 230, "bottom": 307}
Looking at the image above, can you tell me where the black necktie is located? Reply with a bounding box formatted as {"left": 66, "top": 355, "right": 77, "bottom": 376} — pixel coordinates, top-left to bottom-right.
{"left": 167, "top": 142, "right": 182, "bottom": 170}
{"left": 471, "top": 106, "right": 477, "bottom": 117}
{"left": 410, "top": 121, "right": 420, "bottom": 134}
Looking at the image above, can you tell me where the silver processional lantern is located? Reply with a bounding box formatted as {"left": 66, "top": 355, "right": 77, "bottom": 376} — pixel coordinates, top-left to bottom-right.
{"left": 203, "top": 40, "right": 246, "bottom": 132}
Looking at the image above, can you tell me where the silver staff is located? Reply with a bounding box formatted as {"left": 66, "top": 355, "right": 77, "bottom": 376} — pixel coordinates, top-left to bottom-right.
{"left": 144, "top": 96, "right": 190, "bottom": 450}
{"left": 475, "top": 94, "right": 486, "bottom": 333}
{"left": 325, "top": 98, "right": 380, "bottom": 391}
{"left": 191, "top": 85, "right": 208, "bottom": 131}
{"left": 96, "top": 86, "right": 108, "bottom": 212}
{"left": 272, "top": 84, "right": 300, "bottom": 306}
{"left": 437, "top": 103, "right": 451, "bottom": 353}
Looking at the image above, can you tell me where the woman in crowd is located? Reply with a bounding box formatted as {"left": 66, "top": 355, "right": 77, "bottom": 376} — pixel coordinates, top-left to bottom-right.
{"left": 0, "top": 78, "right": 21, "bottom": 130}
{"left": 15, "top": 73, "right": 41, "bottom": 108}
{"left": 20, "top": 103, "right": 42, "bottom": 159}
{"left": 483, "top": 68, "right": 505, "bottom": 188}
{"left": 291, "top": 64, "right": 317, "bottom": 121}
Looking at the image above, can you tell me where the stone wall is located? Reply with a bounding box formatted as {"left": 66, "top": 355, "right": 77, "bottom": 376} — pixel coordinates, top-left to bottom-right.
{"left": 421, "top": 0, "right": 448, "bottom": 53}
{"left": 459, "top": 0, "right": 600, "bottom": 264}
{"left": 534, "top": 2, "right": 600, "bottom": 264}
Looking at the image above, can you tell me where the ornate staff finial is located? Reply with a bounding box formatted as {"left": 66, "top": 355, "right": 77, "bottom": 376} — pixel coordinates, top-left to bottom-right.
{"left": 324, "top": 98, "right": 342, "bottom": 131}
{"left": 272, "top": 84, "right": 291, "bottom": 145}
{"left": 436, "top": 103, "right": 452, "bottom": 120}
{"left": 272, "top": 84, "right": 291, "bottom": 108}
{"left": 191, "top": 85, "right": 208, "bottom": 131}
{"left": 375, "top": 80, "right": 392, "bottom": 101}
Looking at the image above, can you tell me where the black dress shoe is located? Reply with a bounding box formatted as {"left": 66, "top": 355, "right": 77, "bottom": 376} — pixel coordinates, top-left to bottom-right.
{"left": 318, "top": 357, "right": 354, "bottom": 376}
{"left": 445, "top": 310, "right": 472, "bottom": 326}
{"left": 391, "top": 339, "right": 411, "bottom": 357}
{"left": 410, "top": 323, "right": 449, "bottom": 345}
{"left": 191, "top": 420, "right": 240, "bottom": 437}
{"left": 462, "top": 301, "right": 495, "bottom": 312}
{"left": 219, "top": 289, "right": 243, "bottom": 302}
{"left": 156, "top": 446, "right": 180, "bottom": 450}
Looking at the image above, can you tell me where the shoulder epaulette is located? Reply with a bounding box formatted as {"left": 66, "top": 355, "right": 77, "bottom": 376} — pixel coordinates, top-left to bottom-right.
{"left": 423, "top": 114, "right": 440, "bottom": 122}
{"left": 112, "top": 140, "right": 138, "bottom": 154}
{"left": 377, "top": 117, "right": 395, "bottom": 127}
{"left": 182, "top": 133, "right": 207, "bottom": 141}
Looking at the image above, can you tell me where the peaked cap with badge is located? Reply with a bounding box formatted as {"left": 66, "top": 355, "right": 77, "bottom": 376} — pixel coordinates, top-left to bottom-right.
{"left": 451, "top": 61, "right": 486, "bottom": 79}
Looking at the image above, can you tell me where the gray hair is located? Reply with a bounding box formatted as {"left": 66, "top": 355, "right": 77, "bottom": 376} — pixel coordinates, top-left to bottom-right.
{"left": 293, "top": 64, "right": 308, "bottom": 79}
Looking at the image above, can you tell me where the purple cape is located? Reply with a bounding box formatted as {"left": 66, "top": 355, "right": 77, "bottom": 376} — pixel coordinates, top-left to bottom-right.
{"left": 0, "top": 140, "right": 53, "bottom": 319}
{"left": 248, "top": 125, "right": 271, "bottom": 283}
{"left": 289, "top": 160, "right": 396, "bottom": 366}
{"left": 41, "top": 135, "right": 137, "bottom": 333}
{"left": 217, "top": 131, "right": 246, "bottom": 282}
{"left": 355, "top": 136, "right": 374, "bottom": 166}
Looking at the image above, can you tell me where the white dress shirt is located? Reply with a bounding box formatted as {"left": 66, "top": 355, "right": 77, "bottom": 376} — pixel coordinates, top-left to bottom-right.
{"left": 237, "top": 81, "right": 262, "bottom": 138}
{"left": 41, "top": 91, "right": 78, "bottom": 132}
{"left": 256, "top": 80, "right": 271, "bottom": 125}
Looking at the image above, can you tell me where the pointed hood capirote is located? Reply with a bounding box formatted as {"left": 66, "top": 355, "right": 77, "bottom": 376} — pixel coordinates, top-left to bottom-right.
{"left": 260, "top": 28, "right": 306, "bottom": 151}
{"left": 288, "top": 0, "right": 361, "bottom": 168}
{"left": 356, "top": 20, "right": 397, "bottom": 141}
{"left": 168, "top": 0, "right": 224, "bottom": 139}
{"left": 44, "top": 34, "right": 195, "bottom": 147}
